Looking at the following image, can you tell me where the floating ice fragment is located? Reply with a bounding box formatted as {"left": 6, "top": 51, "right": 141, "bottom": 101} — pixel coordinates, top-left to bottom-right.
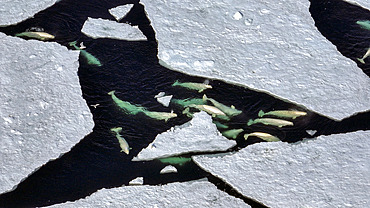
{"left": 160, "top": 165, "right": 178, "bottom": 174}
{"left": 109, "top": 4, "right": 133, "bottom": 21}
{"left": 132, "top": 112, "right": 236, "bottom": 161}
{"left": 157, "top": 95, "right": 173, "bottom": 107}
{"left": 306, "top": 130, "right": 317, "bottom": 136}
{"left": 129, "top": 177, "right": 143, "bottom": 185}
{"left": 81, "top": 17, "right": 147, "bottom": 41}
{"left": 154, "top": 92, "right": 166, "bottom": 98}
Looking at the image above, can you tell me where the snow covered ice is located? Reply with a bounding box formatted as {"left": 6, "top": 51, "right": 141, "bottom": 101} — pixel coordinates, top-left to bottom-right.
{"left": 0, "top": 0, "right": 58, "bottom": 26}
{"left": 344, "top": 0, "right": 370, "bottom": 10}
{"left": 109, "top": 4, "right": 133, "bottom": 21}
{"left": 81, "top": 17, "right": 147, "bottom": 41}
{"left": 133, "top": 112, "right": 236, "bottom": 161}
{"left": 129, "top": 177, "right": 144, "bottom": 185}
{"left": 48, "top": 180, "right": 250, "bottom": 208}
{"left": 141, "top": 0, "right": 370, "bottom": 120}
{"left": 160, "top": 165, "right": 178, "bottom": 174}
{"left": 193, "top": 131, "right": 370, "bottom": 208}
{"left": 0, "top": 32, "right": 94, "bottom": 193}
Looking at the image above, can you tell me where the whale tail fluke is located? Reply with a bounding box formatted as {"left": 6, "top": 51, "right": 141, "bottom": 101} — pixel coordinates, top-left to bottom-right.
{"left": 108, "top": 90, "right": 115, "bottom": 95}
{"left": 202, "top": 94, "right": 208, "bottom": 101}
{"left": 357, "top": 58, "right": 366, "bottom": 64}
{"left": 111, "top": 127, "right": 122, "bottom": 134}
{"left": 258, "top": 110, "right": 265, "bottom": 117}
{"left": 69, "top": 41, "right": 77, "bottom": 47}
{"left": 172, "top": 80, "right": 180, "bottom": 87}
{"left": 244, "top": 134, "right": 250, "bottom": 141}
{"left": 247, "top": 119, "right": 254, "bottom": 126}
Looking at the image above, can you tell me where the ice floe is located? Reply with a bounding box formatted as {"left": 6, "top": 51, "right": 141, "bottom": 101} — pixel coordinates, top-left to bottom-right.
{"left": 133, "top": 112, "right": 236, "bottom": 161}
{"left": 160, "top": 165, "right": 178, "bottom": 174}
{"left": 109, "top": 4, "right": 133, "bottom": 21}
{"left": 0, "top": 32, "right": 94, "bottom": 193}
{"left": 81, "top": 17, "right": 147, "bottom": 41}
{"left": 141, "top": 0, "right": 370, "bottom": 120}
{"left": 193, "top": 131, "right": 370, "bottom": 208}
{"left": 129, "top": 177, "right": 144, "bottom": 185}
{"left": 344, "top": 0, "right": 370, "bottom": 10}
{"left": 0, "top": 0, "right": 58, "bottom": 26}
{"left": 156, "top": 95, "right": 173, "bottom": 107}
{"left": 48, "top": 180, "right": 250, "bottom": 208}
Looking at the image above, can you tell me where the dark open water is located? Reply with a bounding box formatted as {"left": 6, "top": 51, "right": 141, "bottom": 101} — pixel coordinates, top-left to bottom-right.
{"left": 0, "top": 0, "right": 369, "bottom": 207}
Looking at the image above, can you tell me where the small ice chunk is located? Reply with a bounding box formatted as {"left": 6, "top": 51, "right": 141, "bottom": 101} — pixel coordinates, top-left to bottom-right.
{"left": 129, "top": 177, "right": 144, "bottom": 185}
{"left": 154, "top": 92, "right": 166, "bottom": 98}
{"left": 233, "top": 11, "right": 243, "bottom": 20}
{"left": 132, "top": 112, "right": 236, "bottom": 161}
{"left": 109, "top": 4, "right": 133, "bottom": 21}
{"left": 160, "top": 165, "right": 178, "bottom": 174}
{"left": 344, "top": 0, "right": 370, "bottom": 10}
{"left": 306, "top": 130, "right": 317, "bottom": 136}
{"left": 157, "top": 95, "right": 173, "bottom": 107}
{"left": 81, "top": 17, "right": 147, "bottom": 41}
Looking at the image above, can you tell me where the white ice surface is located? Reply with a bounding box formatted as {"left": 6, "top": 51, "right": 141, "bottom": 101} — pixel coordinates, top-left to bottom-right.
{"left": 193, "top": 131, "right": 370, "bottom": 208}
{"left": 141, "top": 0, "right": 370, "bottom": 120}
{"left": 129, "top": 177, "right": 144, "bottom": 185}
{"left": 345, "top": 0, "right": 370, "bottom": 10}
{"left": 109, "top": 4, "right": 133, "bottom": 21}
{"left": 156, "top": 95, "right": 173, "bottom": 107}
{"left": 133, "top": 112, "right": 236, "bottom": 161}
{"left": 81, "top": 17, "right": 147, "bottom": 41}
{"left": 0, "top": 0, "right": 58, "bottom": 26}
{"left": 49, "top": 180, "right": 250, "bottom": 208}
{"left": 0, "top": 32, "right": 94, "bottom": 193}
{"left": 160, "top": 165, "right": 178, "bottom": 174}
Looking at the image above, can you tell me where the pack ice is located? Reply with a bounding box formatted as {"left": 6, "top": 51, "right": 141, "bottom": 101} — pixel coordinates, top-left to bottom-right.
{"left": 193, "top": 130, "right": 370, "bottom": 208}
{"left": 0, "top": 32, "right": 94, "bottom": 193}
{"left": 141, "top": 0, "right": 370, "bottom": 120}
